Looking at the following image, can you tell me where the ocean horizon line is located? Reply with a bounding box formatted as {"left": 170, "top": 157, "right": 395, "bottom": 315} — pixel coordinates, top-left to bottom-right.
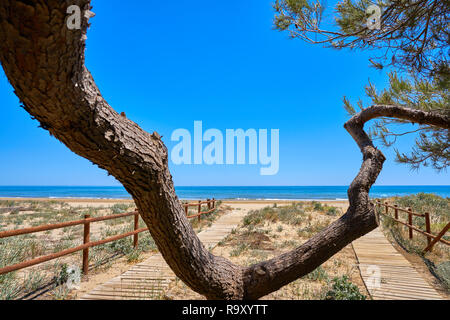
{"left": 0, "top": 185, "right": 448, "bottom": 201}
{"left": 0, "top": 184, "right": 449, "bottom": 187}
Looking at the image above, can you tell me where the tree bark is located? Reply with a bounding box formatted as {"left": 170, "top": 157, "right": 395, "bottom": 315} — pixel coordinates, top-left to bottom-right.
{"left": 0, "top": 1, "right": 448, "bottom": 300}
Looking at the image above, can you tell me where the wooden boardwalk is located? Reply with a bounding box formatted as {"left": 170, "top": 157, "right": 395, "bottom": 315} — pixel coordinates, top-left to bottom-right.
{"left": 80, "top": 205, "right": 445, "bottom": 300}
{"left": 353, "top": 228, "right": 444, "bottom": 300}
{"left": 80, "top": 207, "right": 249, "bottom": 300}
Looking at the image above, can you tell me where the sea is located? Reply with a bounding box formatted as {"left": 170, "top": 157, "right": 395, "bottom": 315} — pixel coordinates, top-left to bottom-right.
{"left": 0, "top": 186, "right": 449, "bottom": 200}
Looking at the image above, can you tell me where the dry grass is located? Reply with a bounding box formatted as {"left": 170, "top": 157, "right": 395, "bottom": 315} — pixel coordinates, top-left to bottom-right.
{"left": 185, "top": 200, "right": 229, "bottom": 232}
{"left": 165, "top": 202, "right": 368, "bottom": 300}
{"left": 0, "top": 199, "right": 227, "bottom": 300}
{"left": 378, "top": 193, "right": 450, "bottom": 291}
{"left": 0, "top": 200, "right": 157, "bottom": 300}
{"left": 1, "top": 200, "right": 366, "bottom": 300}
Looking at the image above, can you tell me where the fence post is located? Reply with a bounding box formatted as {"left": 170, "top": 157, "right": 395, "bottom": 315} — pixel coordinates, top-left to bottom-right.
{"left": 82, "top": 214, "right": 90, "bottom": 275}
{"left": 133, "top": 212, "right": 139, "bottom": 249}
{"left": 184, "top": 204, "right": 188, "bottom": 216}
{"left": 408, "top": 208, "right": 413, "bottom": 239}
{"left": 424, "top": 222, "right": 450, "bottom": 253}
{"left": 213, "top": 198, "right": 216, "bottom": 209}
{"left": 375, "top": 200, "right": 380, "bottom": 214}
{"left": 394, "top": 205, "right": 398, "bottom": 220}
{"left": 198, "top": 200, "right": 201, "bottom": 222}
{"left": 384, "top": 202, "right": 388, "bottom": 215}
{"left": 424, "top": 212, "right": 431, "bottom": 247}
{"left": 207, "top": 198, "right": 211, "bottom": 210}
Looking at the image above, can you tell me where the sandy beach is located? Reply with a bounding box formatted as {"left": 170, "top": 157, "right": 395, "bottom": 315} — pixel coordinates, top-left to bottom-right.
{"left": 0, "top": 197, "right": 349, "bottom": 210}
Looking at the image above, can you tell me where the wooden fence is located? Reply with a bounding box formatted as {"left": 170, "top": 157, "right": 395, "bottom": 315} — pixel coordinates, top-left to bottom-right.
{"left": 184, "top": 198, "right": 216, "bottom": 221}
{"left": 375, "top": 200, "right": 450, "bottom": 253}
{"left": 0, "top": 198, "right": 216, "bottom": 276}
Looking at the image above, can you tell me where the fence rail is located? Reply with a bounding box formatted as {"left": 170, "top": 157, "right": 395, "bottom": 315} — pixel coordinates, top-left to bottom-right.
{"left": 0, "top": 198, "right": 217, "bottom": 276}
{"left": 184, "top": 198, "right": 216, "bottom": 220}
{"left": 375, "top": 200, "right": 450, "bottom": 253}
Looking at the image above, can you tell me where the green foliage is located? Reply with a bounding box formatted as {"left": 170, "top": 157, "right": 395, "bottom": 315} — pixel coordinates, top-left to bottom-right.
{"left": 335, "top": 0, "right": 371, "bottom": 34}
{"left": 435, "top": 261, "right": 450, "bottom": 290}
{"left": 189, "top": 202, "right": 222, "bottom": 231}
{"left": 310, "top": 201, "right": 341, "bottom": 216}
{"left": 230, "top": 243, "right": 250, "bottom": 257}
{"left": 325, "top": 206, "right": 340, "bottom": 216}
{"left": 0, "top": 200, "right": 162, "bottom": 299}
{"left": 243, "top": 203, "right": 306, "bottom": 227}
{"left": 360, "top": 72, "right": 449, "bottom": 171}
{"left": 22, "top": 271, "right": 45, "bottom": 294}
{"left": 393, "top": 193, "right": 449, "bottom": 230}
{"left": 297, "top": 220, "right": 329, "bottom": 237}
{"left": 111, "top": 203, "right": 133, "bottom": 214}
{"left": 0, "top": 272, "right": 21, "bottom": 300}
{"left": 138, "top": 233, "right": 158, "bottom": 252}
{"left": 0, "top": 236, "right": 49, "bottom": 300}
{"left": 303, "top": 266, "right": 328, "bottom": 281}
{"left": 381, "top": 194, "right": 449, "bottom": 289}
{"left": 381, "top": 193, "right": 450, "bottom": 256}
{"left": 273, "top": 0, "right": 450, "bottom": 172}
{"left": 126, "top": 249, "right": 143, "bottom": 263}
{"left": 56, "top": 263, "right": 69, "bottom": 285}
{"left": 313, "top": 201, "right": 323, "bottom": 211}
{"left": 274, "top": 0, "right": 448, "bottom": 78}
{"left": 273, "top": 0, "right": 323, "bottom": 33}
{"left": 325, "top": 275, "right": 366, "bottom": 300}
{"left": 107, "top": 237, "right": 134, "bottom": 255}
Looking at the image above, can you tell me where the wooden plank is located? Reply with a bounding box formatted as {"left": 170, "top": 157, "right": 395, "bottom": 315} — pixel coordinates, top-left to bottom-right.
{"left": 79, "top": 207, "right": 249, "bottom": 300}
{"left": 353, "top": 228, "right": 443, "bottom": 300}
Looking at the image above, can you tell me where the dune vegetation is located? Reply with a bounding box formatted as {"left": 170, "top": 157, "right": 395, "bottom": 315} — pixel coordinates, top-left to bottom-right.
{"left": 379, "top": 193, "right": 450, "bottom": 291}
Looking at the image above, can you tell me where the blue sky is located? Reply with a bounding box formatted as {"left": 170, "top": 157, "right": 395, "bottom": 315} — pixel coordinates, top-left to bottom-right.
{"left": 0, "top": 0, "right": 448, "bottom": 186}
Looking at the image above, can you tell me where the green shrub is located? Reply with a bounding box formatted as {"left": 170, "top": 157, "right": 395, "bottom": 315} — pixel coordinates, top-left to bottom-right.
{"left": 0, "top": 276, "right": 21, "bottom": 300}
{"left": 325, "top": 276, "right": 366, "bottom": 300}
{"left": 434, "top": 261, "right": 450, "bottom": 290}
{"left": 138, "top": 233, "right": 158, "bottom": 252}
{"left": 56, "top": 263, "right": 69, "bottom": 285}
{"left": 243, "top": 204, "right": 305, "bottom": 227}
{"left": 304, "top": 266, "right": 328, "bottom": 282}
{"left": 111, "top": 203, "right": 133, "bottom": 214}
{"left": 313, "top": 202, "right": 324, "bottom": 211}
{"left": 380, "top": 193, "right": 450, "bottom": 280}
{"left": 297, "top": 220, "right": 329, "bottom": 238}
{"left": 127, "top": 249, "right": 143, "bottom": 263}
{"left": 326, "top": 207, "right": 340, "bottom": 216}
{"left": 0, "top": 236, "right": 47, "bottom": 300}
{"left": 230, "top": 243, "right": 249, "bottom": 257}
{"left": 393, "top": 193, "right": 449, "bottom": 230}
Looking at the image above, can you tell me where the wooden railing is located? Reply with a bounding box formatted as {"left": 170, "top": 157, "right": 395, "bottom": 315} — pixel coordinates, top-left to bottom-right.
{"left": 183, "top": 198, "right": 216, "bottom": 221}
{"left": 375, "top": 200, "right": 450, "bottom": 253}
{"left": 0, "top": 198, "right": 217, "bottom": 276}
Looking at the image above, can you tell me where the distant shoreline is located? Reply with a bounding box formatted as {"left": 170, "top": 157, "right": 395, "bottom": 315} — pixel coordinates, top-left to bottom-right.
{"left": 0, "top": 197, "right": 133, "bottom": 203}
{"left": 0, "top": 197, "right": 349, "bottom": 203}
{"left": 0, "top": 185, "right": 448, "bottom": 200}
